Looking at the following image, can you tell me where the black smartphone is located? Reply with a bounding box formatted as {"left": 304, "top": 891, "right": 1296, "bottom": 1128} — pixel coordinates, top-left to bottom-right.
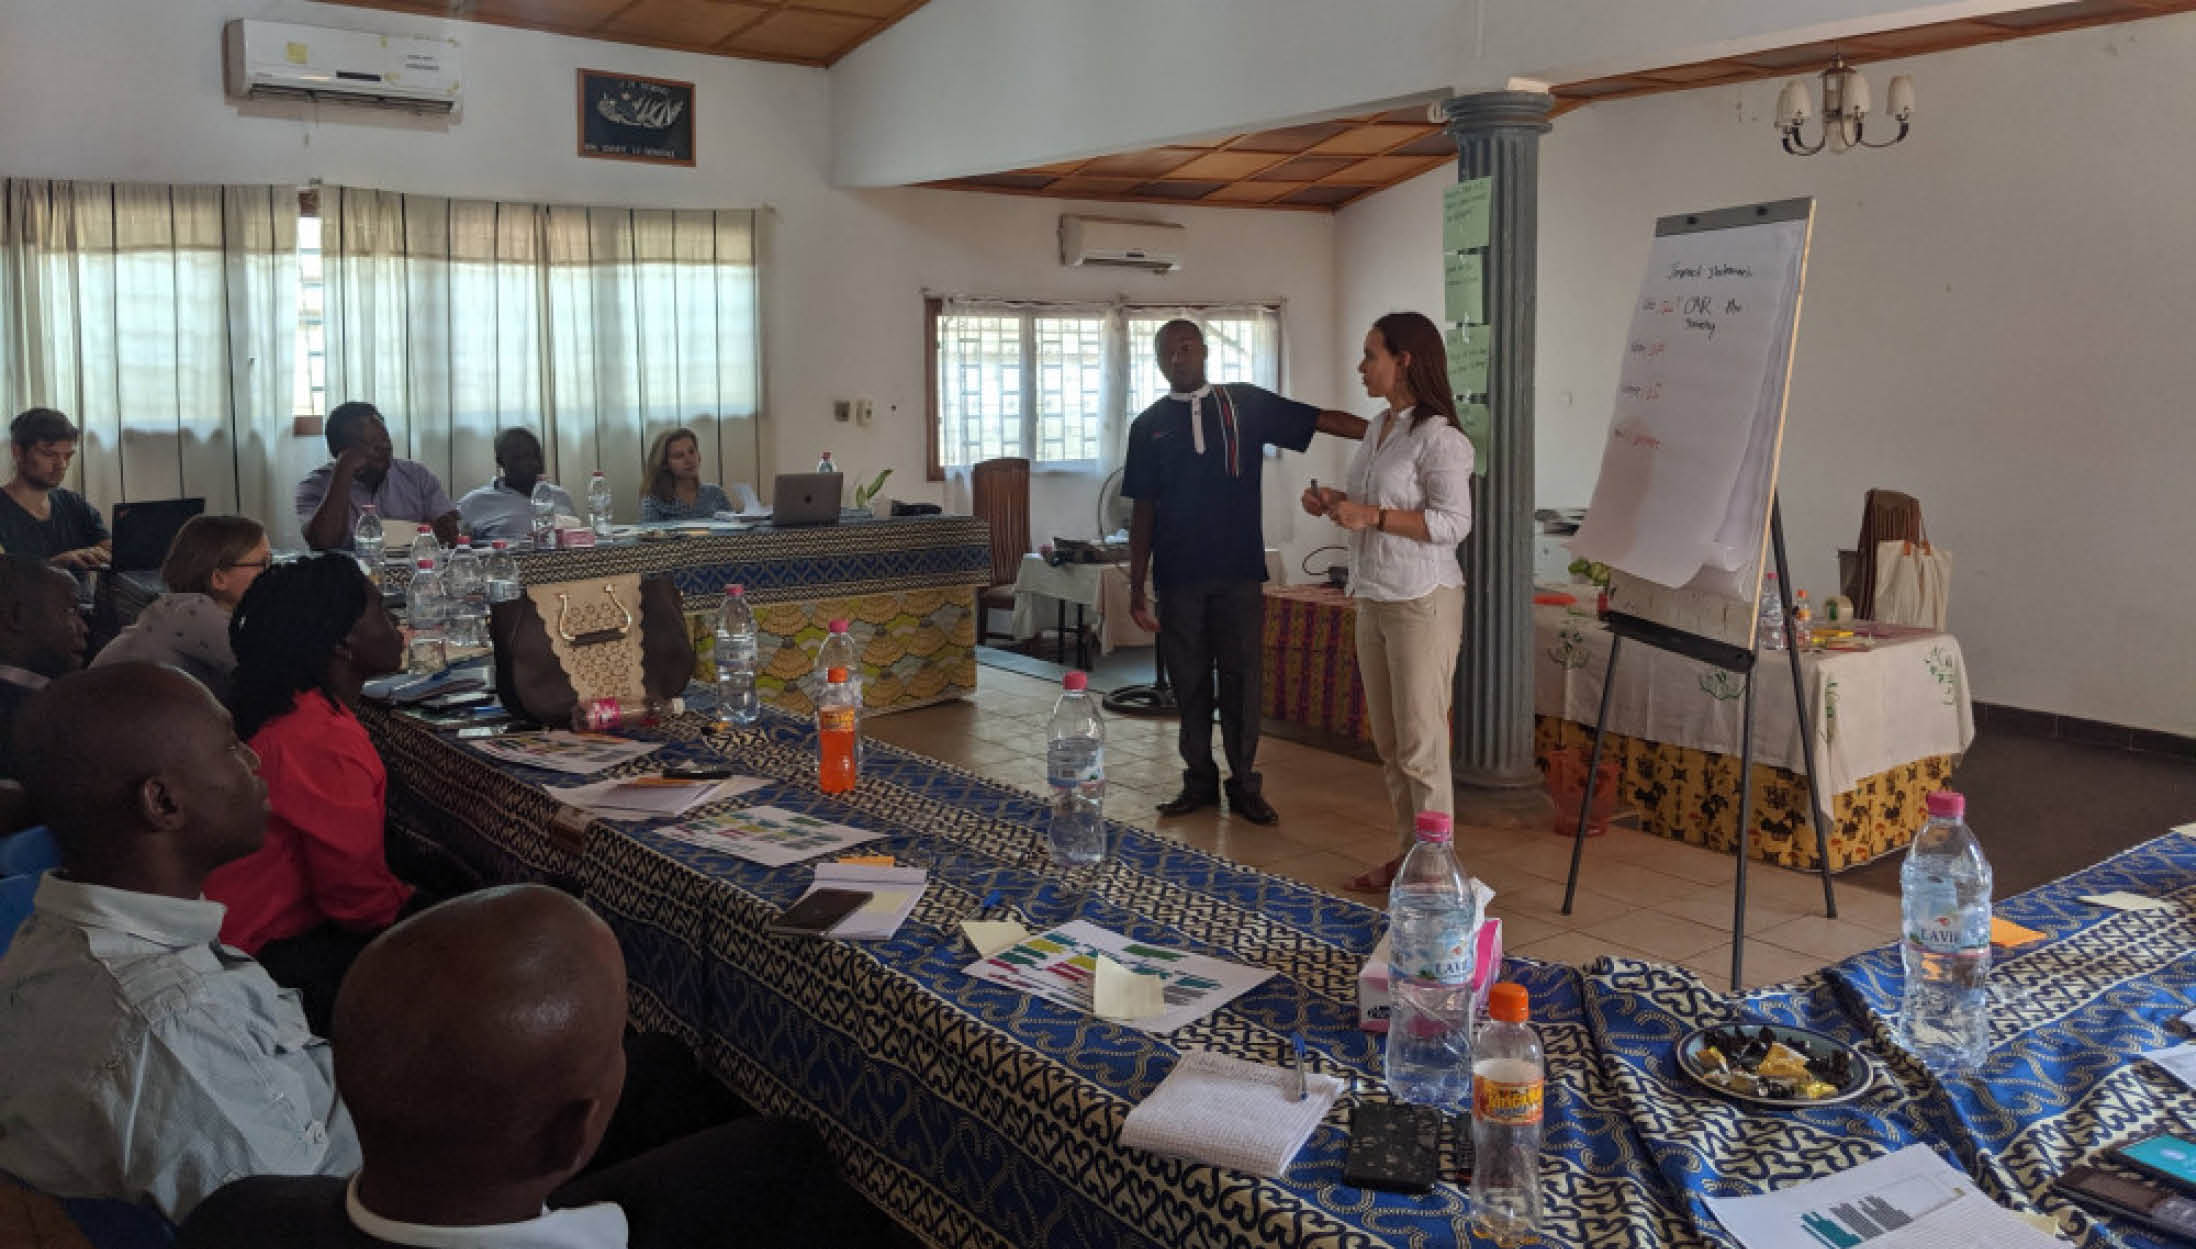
{"left": 2057, "top": 1165, "right": 2196, "bottom": 1241}
{"left": 2111, "top": 1134, "right": 2196, "bottom": 1196}
{"left": 767, "top": 889, "right": 872, "bottom": 938}
{"left": 1343, "top": 1102, "right": 1443, "bottom": 1194}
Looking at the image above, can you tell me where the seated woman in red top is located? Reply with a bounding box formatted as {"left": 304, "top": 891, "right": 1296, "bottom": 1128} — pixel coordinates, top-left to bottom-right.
{"left": 204, "top": 552, "right": 412, "bottom": 1033}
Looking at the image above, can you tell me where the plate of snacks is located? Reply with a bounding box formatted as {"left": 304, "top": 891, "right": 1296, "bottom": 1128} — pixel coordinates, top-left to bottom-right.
{"left": 1676, "top": 1023, "right": 1871, "bottom": 1107}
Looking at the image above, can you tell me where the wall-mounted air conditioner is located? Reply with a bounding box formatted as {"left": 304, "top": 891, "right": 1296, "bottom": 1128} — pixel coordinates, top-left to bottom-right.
{"left": 223, "top": 20, "right": 461, "bottom": 114}
{"left": 1060, "top": 215, "right": 1184, "bottom": 273}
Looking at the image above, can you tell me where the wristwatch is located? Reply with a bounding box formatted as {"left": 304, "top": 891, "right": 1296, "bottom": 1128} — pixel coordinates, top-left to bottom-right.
{"left": 1376, "top": 508, "right": 1388, "bottom": 533}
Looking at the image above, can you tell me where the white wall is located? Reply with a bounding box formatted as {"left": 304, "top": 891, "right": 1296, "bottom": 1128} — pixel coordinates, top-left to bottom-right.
{"left": 829, "top": 0, "right": 2059, "bottom": 187}
{"left": 1335, "top": 14, "right": 2196, "bottom": 733}
{"left": 0, "top": 0, "right": 1338, "bottom": 574}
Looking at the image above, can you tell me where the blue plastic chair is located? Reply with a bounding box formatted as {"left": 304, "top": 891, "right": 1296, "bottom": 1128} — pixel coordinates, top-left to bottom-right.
{"left": 0, "top": 825, "right": 59, "bottom": 877}
{"left": 0, "top": 871, "right": 38, "bottom": 958}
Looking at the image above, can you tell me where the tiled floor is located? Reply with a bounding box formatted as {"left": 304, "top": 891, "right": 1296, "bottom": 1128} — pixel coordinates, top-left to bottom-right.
{"left": 873, "top": 667, "right": 1904, "bottom": 994}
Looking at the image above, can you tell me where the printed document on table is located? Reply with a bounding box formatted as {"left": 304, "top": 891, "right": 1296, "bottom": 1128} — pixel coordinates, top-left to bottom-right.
{"left": 544, "top": 774, "right": 767, "bottom": 819}
{"left": 963, "top": 920, "right": 1270, "bottom": 1033}
{"left": 654, "top": 804, "right": 882, "bottom": 867}
{"left": 469, "top": 732, "right": 664, "bottom": 775}
{"left": 1702, "top": 1146, "right": 2064, "bottom": 1249}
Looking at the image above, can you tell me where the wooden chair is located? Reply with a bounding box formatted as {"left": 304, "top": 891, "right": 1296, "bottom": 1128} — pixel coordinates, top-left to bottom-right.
{"left": 970, "top": 457, "right": 1031, "bottom": 647}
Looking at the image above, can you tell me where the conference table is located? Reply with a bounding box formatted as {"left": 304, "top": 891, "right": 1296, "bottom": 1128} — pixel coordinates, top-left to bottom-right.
{"left": 373, "top": 514, "right": 992, "bottom": 716}
{"left": 367, "top": 682, "right": 2195, "bottom": 1249}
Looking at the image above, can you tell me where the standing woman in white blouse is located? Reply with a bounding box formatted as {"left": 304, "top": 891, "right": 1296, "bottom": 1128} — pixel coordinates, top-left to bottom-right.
{"left": 1302, "top": 312, "right": 1475, "bottom": 892}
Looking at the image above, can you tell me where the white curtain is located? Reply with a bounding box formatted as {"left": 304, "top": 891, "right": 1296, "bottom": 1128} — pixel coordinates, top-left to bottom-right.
{"left": 1, "top": 178, "right": 295, "bottom": 516}
{"left": 322, "top": 189, "right": 757, "bottom": 517}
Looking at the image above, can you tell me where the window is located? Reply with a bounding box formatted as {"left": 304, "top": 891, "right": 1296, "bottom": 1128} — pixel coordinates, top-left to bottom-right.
{"left": 293, "top": 204, "right": 327, "bottom": 419}
{"left": 928, "top": 300, "right": 1281, "bottom": 478}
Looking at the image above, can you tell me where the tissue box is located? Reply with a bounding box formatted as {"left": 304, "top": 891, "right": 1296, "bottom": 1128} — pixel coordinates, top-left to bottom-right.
{"left": 1358, "top": 919, "right": 1504, "bottom": 1033}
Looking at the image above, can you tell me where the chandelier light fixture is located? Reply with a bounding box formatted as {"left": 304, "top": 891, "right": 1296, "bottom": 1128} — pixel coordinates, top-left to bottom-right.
{"left": 1775, "top": 54, "right": 1914, "bottom": 155}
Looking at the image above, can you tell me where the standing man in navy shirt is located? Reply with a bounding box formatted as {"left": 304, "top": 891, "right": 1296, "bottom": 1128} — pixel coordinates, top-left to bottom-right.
{"left": 1124, "top": 321, "right": 1366, "bottom": 824}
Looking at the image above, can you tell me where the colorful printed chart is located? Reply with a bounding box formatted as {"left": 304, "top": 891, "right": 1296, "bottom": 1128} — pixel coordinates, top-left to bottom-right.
{"left": 655, "top": 803, "right": 882, "bottom": 867}
{"left": 964, "top": 920, "right": 1271, "bottom": 1033}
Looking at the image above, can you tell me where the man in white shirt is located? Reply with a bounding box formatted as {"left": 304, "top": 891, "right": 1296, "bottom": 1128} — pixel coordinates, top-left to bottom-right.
{"left": 457, "top": 428, "right": 575, "bottom": 544}
{"left": 178, "top": 885, "right": 913, "bottom": 1249}
{"left": 0, "top": 664, "right": 361, "bottom": 1222}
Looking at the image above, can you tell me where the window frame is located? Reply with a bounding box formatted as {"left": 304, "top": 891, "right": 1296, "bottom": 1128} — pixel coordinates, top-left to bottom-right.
{"left": 925, "top": 297, "right": 1284, "bottom": 481}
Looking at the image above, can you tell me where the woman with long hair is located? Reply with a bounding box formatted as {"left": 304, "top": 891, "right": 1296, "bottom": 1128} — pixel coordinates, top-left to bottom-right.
{"left": 204, "top": 552, "right": 413, "bottom": 1031}
{"left": 639, "top": 426, "right": 733, "bottom": 522}
{"left": 1301, "top": 311, "right": 1476, "bottom": 892}
{"left": 91, "top": 514, "right": 269, "bottom": 700}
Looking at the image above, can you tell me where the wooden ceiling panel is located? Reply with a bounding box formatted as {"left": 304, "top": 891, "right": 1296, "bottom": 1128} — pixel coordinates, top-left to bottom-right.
{"left": 1306, "top": 124, "right": 1439, "bottom": 156}
{"left": 1198, "top": 182, "right": 1307, "bottom": 204}
{"left": 1074, "top": 147, "right": 1204, "bottom": 178}
{"left": 1230, "top": 122, "right": 1354, "bottom": 153}
{"left": 721, "top": 8, "right": 875, "bottom": 60}
{"left": 601, "top": 0, "right": 771, "bottom": 46}
{"left": 321, "top": 0, "right": 921, "bottom": 65}
{"left": 1320, "top": 155, "right": 1447, "bottom": 185}
{"left": 1249, "top": 155, "right": 1359, "bottom": 182}
{"left": 1129, "top": 180, "right": 1231, "bottom": 200}
{"left": 1166, "top": 150, "right": 1292, "bottom": 180}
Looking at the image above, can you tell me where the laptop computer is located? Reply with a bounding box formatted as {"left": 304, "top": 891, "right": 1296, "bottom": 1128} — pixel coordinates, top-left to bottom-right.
{"left": 770, "top": 473, "right": 844, "bottom": 527}
{"left": 109, "top": 497, "right": 206, "bottom": 572}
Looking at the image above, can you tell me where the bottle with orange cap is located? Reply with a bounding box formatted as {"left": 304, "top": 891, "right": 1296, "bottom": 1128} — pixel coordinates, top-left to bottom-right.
{"left": 1470, "top": 981, "right": 1544, "bottom": 1244}
{"left": 816, "top": 665, "right": 860, "bottom": 794}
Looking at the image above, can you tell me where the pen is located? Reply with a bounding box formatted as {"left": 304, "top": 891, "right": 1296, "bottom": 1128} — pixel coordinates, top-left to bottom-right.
{"left": 978, "top": 888, "right": 1001, "bottom": 919}
{"left": 1291, "top": 1031, "right": 1308, "bottom": 1102}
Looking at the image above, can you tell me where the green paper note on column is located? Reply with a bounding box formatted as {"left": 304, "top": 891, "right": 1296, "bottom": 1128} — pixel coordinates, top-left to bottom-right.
{"left": 1459, "top": 403, "right": 1490, "bottom": 476}
{"left": 1444, "top": 252, "right": 1483, "bottom": 324}
{"left": 1442, "top": 178, "right": 1491, "bottom": 251}
{"left": 1447, "top": 328, "right": 1489, "bottom": 398}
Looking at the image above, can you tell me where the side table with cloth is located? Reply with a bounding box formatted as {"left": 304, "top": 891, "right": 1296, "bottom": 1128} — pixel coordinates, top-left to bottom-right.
{"left": 383, "top": 515, "right": 990, "bottom": 716}
{"left": 1532, "top": 603, "right": 1973, "bottom": 871}
{"left": 363, "top": 698, "right": 1708, "bottom": 1248}
{"left": 1261, "top": 583, "right": 1370, "bottom": 743}
{"left": 1009, "top": 550, "right": 1285, "bottom": 664}
{"left": 1583, "top": 830, "right": 2196, "bottom": 1249}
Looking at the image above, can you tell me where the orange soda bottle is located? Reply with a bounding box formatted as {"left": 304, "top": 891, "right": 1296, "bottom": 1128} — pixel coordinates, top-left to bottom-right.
{"left": 817, "top": 666, "right": 858, "bottom": 793}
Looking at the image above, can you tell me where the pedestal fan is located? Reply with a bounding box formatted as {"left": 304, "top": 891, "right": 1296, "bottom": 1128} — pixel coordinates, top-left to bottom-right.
{"left": 1093, "top": 467, "right": 1176, "bottom": 717}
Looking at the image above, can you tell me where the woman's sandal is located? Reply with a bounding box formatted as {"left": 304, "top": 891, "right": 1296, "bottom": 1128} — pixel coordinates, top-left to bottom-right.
{"left": 1344, "top": 855, "right": 1403, "bottom": 894}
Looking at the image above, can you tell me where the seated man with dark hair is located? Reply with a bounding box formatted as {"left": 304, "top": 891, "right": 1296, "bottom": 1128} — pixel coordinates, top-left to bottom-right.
{"left": 297, "top": 401, "right": 460, "bottom": 552}
{"left": 457, "top": 427, "right": 575, "bottom": 543}
{"left": 0, "top": 407, "right": 109, "bottom": 569}
{"left": 0, "top": 664, "right": 360, "bottom": 1222}
{"left": 0, "top": 554, "right": 89, "bottom": 782}
{"left": 181, "top": 885, "right": 909, "bottom": 1249}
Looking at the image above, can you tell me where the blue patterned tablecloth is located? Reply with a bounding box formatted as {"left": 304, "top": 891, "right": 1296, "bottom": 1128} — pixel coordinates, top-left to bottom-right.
{"left": 1583, "top": 832, "right": 2196, "bottom": 1249}
{"left": 368, "top": 691, "right": 2195, "bottom": 1249}
{"left": 370, "top": 701, "right": 1700, "bottom": 1249}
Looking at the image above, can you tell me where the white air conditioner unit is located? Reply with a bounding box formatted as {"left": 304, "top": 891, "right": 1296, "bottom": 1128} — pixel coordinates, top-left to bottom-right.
{"left": 223, "top": 20, "right": 461, "bottom": 114}
{"left": 1060, "top": 216, "right": 1183, "bottom": 273}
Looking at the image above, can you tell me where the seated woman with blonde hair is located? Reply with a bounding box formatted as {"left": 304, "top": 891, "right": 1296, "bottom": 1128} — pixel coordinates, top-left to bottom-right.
{"left": 90, "top": 514, "right": 271, "bottom": 701}
{"left": 639, "top": 427, "right": 732, "bottom": 523}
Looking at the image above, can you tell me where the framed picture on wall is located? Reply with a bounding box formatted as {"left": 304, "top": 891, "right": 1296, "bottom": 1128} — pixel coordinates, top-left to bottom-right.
{"left": 577, "top": 69, "right": 695, "bottom": 166}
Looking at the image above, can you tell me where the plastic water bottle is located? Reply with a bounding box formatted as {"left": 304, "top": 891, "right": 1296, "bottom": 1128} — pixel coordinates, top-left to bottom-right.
{"left": 484, "top": 540, "right": 521, "bottom": 605}
{"left": 1386, "top": 811, "right": 1478, "bottom": 1106}
{"left": 1045, "top": 671, "right": 1107, "bottom": 867}
{"left": 530, "top": 480, "right": 558, "bottom": 550}
{"left": 1471, "top": 982, "right": 1546, "bottom": 1244}
{"left": 816, "top": 667, "right": 859, "bottom": 794}
{"left": 587, "top": 471, "right": 613, "bottom": 538}
{"left": 714, "top": 584, "right": 760, "bottom": 726}
{"left": 352, "top": 503, "right": 383, "bottom": 573}
{"left": 443, "top": 539, "right": 487, "bottom": 649}
{"left": 1757, "top": 571, "right": 1787, "bottom": 652}
{"left": 409, "top": 524, "right": 440, "bottom": 572}
{"left": 404, "top": 559, "right": 449, "bottom": 675}
{"left": 817, "top": 451, "right": 838, "bottom": 473}
{"left": 1899, "top": 790, "right": 1993, "bottom": 1070}
{"left": 573, "top": 695, "right": 686, "bottom": 732}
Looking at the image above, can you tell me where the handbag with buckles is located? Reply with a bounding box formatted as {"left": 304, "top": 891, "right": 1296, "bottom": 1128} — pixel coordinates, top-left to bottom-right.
{"left": 488, "top": 572, "right": 695, "bottom": 726}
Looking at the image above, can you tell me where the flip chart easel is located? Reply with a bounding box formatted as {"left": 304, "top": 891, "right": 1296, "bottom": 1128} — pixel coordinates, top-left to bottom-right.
{"left": 1560, "top": 198, "right": 1833, "bottom": 991}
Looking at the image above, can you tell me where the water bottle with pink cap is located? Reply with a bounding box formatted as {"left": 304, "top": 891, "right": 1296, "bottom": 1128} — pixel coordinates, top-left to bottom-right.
{"left": 1899, "top": 789, "right": 1993, "bottom": 1069}
{"left": 1387, "top": 810, "right": 1478, "bottom": 1105}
